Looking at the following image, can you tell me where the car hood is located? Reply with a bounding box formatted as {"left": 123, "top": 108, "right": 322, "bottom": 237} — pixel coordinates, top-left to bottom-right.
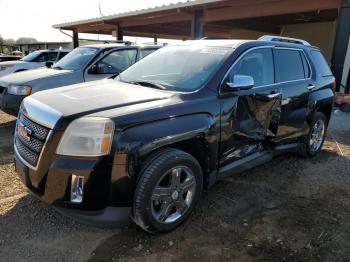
{"left": 0, "top": 60, "right": 30, "bottom": 67}
{"left": 0, "top": 68, "right": 72, "bottom": 85}
{"left": 28, "top": 79, "right": 174, "bottom": 119}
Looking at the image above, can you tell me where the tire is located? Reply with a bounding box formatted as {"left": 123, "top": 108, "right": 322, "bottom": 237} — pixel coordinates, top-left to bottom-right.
{"left": 299, "top": 112, "right": 328, "bottom": 157}
{"left": 133, "top": 148, "right": 203, "bottom": 233}
{"left": 340, "top": 103, "right": 350, "bottom": 113}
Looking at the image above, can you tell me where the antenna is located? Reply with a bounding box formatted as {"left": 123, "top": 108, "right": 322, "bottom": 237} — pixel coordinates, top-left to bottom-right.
{"left": 98, "top": 2, "right": 104, "bottom": 16}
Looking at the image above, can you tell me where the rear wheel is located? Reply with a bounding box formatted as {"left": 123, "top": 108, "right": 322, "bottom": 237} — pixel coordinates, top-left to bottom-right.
{"left": 300, "top": 112, "right": 327, "bottom": 157}
{"left": 133, "top": 148, "right": 203, "bottom": 233}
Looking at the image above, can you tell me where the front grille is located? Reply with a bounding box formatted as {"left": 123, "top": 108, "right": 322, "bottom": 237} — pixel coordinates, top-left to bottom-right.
{"left": 15, "top": 113, "right": 50, "bottom": 167}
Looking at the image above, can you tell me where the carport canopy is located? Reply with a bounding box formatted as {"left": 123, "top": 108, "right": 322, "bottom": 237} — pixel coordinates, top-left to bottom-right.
{"left": 53, "top": 0, "right": 341, "bottom": 42}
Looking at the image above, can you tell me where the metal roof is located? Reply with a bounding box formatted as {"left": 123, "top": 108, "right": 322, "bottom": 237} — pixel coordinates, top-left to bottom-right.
{"left": 52, "top": 0, "right": 222, "bottom": 29}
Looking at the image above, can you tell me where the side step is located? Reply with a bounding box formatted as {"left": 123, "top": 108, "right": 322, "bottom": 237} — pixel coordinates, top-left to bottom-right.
{"left": 217, "top": 143, "right": 301, "bottom": 180}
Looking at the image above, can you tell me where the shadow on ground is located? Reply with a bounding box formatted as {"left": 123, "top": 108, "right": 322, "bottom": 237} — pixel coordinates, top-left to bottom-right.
{"left": 88, "top": 148, "right": 350, "bottom": 262}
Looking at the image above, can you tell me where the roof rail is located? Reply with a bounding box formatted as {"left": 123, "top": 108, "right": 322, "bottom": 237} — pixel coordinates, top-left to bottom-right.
{"left": 258, "top": 35, "right": 311, "bottom": 46}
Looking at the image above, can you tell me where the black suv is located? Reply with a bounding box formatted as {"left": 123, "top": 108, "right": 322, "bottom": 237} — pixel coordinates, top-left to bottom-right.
{"left": 14, "top": 36, "right": 334, "bottom": 233}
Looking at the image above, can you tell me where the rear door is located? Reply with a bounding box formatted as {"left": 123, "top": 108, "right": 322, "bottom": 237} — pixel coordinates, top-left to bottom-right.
{"left": 219, "top": 47, "right": 282, "bottom": 166}
{"left": 84, "top": 48, "right": 138, "bottom": 81}
{"left": 273, "top": 47, "right": 313, "bottom": 140}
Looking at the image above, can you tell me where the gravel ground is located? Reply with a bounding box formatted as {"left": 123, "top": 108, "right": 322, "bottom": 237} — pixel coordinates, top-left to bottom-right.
{"left": 1, "top": 109, "right": 350, "bottom": 261}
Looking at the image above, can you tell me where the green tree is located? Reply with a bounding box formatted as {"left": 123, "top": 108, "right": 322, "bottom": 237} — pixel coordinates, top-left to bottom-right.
{"left": 16, "top": 37, "right": 38, "bottom": 44}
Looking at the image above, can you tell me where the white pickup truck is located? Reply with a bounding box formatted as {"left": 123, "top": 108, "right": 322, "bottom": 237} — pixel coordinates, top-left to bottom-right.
{"left": 0, "top": 49, "right": 70, "bottom": 77}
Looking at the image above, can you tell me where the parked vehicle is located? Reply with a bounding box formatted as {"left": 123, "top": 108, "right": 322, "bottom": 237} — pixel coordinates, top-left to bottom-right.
{"left": 0, "top": 49, "right": 69, "bottom": 78}
{"left": 0, "top": 55, "right": 22, "bottom": 62}
{"left": 0, "top": 44, "right": 160, "bottom": 116}
{"left": 13, "top": 36, "right": 334, "bottom": 233}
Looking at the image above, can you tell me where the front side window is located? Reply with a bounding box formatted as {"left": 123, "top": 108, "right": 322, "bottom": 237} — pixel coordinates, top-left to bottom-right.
{"left": 119, "top": 45, "right": 231, "bottom": 92}
{"left": 228, "top": 48, "right": 274, "bottom": 87}
{"left": 53, "top": 47, "right": 98, "bottom": 70}
{"left": 46, "top": 52, "right": 58, "bottom": 62}
{"left": 275, "top": 49, "right": 304, "bottom": 82}
{"left": 93, "top": 49, "right": 137, "bottom": 74}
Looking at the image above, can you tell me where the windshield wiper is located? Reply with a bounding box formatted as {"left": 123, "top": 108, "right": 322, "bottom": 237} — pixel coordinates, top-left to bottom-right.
{"left": 128, "top": 80, "right": 167, "bottom": 90}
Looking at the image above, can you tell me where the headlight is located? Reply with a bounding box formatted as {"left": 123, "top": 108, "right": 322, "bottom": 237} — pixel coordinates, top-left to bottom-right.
{"left": 7, "top": 85, "right": 32, "bottom": 96}
{"left": 57, "top": 117, "right": 115, "bottom": 156}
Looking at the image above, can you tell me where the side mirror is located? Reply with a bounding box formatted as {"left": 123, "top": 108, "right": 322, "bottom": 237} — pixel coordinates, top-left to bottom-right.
{"left": 89, "top": 64, "right": 98, "bottom": 74}
{"left": 45, "top": 61, "right": 53, "bottom": 68}
{"left": 223, "top": 75, "right": 254, "bottom": 93}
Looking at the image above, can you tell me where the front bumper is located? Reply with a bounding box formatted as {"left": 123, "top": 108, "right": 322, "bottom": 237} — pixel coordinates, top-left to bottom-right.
{"left": 1, "top": 90, "right": 26, "bottom": 116}
{"left": 14, "top": 151, "right": 132, "bottom": 228}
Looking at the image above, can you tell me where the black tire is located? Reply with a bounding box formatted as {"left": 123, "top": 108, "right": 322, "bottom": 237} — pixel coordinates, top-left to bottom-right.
{"left": 299, "top": 112, "right": 328, "bottom": 157}
{"left": 133, "top": 148, "right": 203, "bottom": 233}
{"left": 340, "top": 103, "right": 350, "bottom": 113}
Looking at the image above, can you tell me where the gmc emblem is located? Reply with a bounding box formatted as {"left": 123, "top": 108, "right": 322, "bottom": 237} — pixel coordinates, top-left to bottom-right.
{"left": 18, "top": 122, "right": 32, "bottom": 142}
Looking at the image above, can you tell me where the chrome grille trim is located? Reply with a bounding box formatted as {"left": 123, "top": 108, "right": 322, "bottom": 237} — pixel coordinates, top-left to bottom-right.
{"left": 14, "top": 113, "right": 52, "bottom": 170}
{"left": 21, "top": 96, "right": 62, "bottom": 129}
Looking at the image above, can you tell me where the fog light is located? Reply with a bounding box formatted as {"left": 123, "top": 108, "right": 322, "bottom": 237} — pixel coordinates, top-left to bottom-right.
{"left": 71, "top": 174, "right": 84, "bottom": 204}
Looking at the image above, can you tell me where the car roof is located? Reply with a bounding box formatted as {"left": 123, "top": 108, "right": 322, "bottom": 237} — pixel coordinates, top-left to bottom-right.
{"left": 81, "top": 43, "right": 161, "bottom": 49}
{"left": 32, "top": 49, "right": 71, "bottom": 53}
{"left": 174, "top": 38, "right": 317, "bottom": 50}
{"left": 177, "top": 39, "right": 250, "bottom": 49}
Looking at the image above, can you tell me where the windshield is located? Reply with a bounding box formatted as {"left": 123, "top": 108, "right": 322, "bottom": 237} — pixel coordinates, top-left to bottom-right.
{"left": 21, "top": 51, "right": 41, "bottom": 62}
{"left": 119, "top": 45, "right": 231, "bottom": 92}
{"left": 53, "top": 47, "right": 98, "bottom": 70}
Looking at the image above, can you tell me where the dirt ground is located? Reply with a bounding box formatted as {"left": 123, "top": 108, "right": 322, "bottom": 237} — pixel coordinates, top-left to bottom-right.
{"left": 1, "top": 109, "right": 350, "bottom": 262}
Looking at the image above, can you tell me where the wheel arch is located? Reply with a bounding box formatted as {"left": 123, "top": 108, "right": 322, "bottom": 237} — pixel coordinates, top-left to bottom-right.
{"left": 114, "top": 114, "right": 219, "bottom": 189}
{"left": 308, "top": 88, "right": 334, "bottom": 124}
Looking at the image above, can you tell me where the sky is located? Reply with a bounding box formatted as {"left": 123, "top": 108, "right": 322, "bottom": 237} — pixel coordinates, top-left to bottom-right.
{"left": 0, "top": 0, "right": 188, "bottom": 42}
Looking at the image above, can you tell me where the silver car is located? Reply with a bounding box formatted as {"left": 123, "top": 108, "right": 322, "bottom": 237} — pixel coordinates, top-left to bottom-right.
{"left": 0, "top": 43, "right": 160, "bottom": 115}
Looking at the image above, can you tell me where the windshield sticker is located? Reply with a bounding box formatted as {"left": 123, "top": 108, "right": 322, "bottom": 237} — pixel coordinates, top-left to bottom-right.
{"left": 200, "top": 48, "right": 228, "bottom": 55}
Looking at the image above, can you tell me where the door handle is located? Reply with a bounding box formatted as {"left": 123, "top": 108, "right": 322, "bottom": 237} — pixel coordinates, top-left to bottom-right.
{"left": 307, "top": 85, "right": 315, "bottom": 90}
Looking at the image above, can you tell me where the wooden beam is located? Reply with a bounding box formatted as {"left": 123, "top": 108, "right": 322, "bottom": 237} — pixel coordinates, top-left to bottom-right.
{"left": 118, "top": 13, "right": 192, "bottom": 27}
{"left": 204, "top": 0, "right": 341, "bottom": 22}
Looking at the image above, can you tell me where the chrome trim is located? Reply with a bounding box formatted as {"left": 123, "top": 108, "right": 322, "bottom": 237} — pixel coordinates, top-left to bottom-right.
{"left": 220, "top": 46, "right": 313, "bottom": 92}
{"left": 21, "top": 96, "right": 62, "bottom": 129}
{"left": 259, "top": 35, "right": 311, "bottom": 46}
{"left": 14, "top": 114, "right": 53, "bottom": 171}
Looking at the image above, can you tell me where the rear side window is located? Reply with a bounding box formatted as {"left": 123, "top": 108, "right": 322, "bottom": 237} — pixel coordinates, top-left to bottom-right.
{"left": 300, "top": 52, "right": 311, "bottom": 78}
{"left": 229, "top": 48, "right": 274, "bottom": 87}
{"left": 310, "top": 50, "right": 332, "bottom": 77}
{"left": 275, "top": 49, "right": 304, "bottom": 82}
{"left": 139, "top": 48, "right": 158, "bottom": 59}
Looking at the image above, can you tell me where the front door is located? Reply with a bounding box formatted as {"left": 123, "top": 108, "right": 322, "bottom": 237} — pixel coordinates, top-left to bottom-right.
{"left": 219, "top": 47, "right": 282, "bottom": 166}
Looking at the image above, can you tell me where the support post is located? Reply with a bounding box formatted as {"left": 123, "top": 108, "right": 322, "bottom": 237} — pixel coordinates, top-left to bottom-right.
{"left": 73, "top": 30, "right": 79, "bottom": 48}
{"left": 331, "top": 0, "right": 350, "bottom": 93}
{"left": 117, "top": 24, "right": 124, "bottom": 42}
{"left": 154, "top": 36, "right": 158, "bottom": 44}
{"left": 191, "top": 10, "right": 204, "bottom": 40}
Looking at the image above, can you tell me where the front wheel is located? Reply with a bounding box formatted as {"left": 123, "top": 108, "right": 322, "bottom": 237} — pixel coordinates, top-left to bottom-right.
{"left": 133, "top": 148, "right": 203, "bottom": 233}
{"left": 300, "top": 112, "right": 328, "bottom": 157}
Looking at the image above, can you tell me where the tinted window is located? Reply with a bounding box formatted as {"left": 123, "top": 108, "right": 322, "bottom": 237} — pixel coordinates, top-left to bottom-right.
{"left": 300, "top": 52, "right": 311, "bottom": 78}
{"left": 59, "top": 52, "right": 69, "bottom": 59}
{"left": 229, "top": 48, "right": 274, "bottom": 87}
{"left": 275, "top": 49, "right": 304, "bottom": 82}
{"left": 139, "top": 48, "right": 158, "bottom": 59}
{"left": 310, "top": 50, "right": 332, "bottom": 76}
{"left": 46, "top": 52, "right": 58, "bottom": 61}
{"left": 95, "top": 49, "right": 137, "bottom": 74}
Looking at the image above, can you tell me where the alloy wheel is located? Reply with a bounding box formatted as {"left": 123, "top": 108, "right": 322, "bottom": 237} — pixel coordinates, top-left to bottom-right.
{"left": 151, "top": 166, "right": 196, "bottom": 224}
